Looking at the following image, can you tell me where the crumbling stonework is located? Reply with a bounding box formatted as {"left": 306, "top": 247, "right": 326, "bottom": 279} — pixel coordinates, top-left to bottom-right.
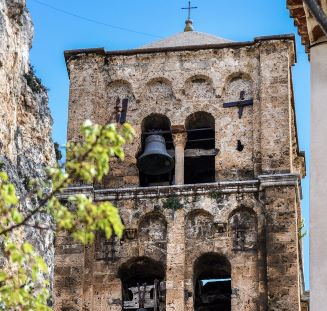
{"left": 56, "top": 32, "right": 306, "bottom": 310}
{"left": 0, "top": 0, "right": 55, "bottom": 288}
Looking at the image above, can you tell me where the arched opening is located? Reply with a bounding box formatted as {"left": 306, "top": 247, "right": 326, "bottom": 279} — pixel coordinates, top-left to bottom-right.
{"left": 193, "top": 253, "right": 231, "bottom": 311}
{"left": 185, "top": 112, "right": 216, "bottom": 184}
{"left": 118, "top": 257, "right": 166, "bottom": 310}
{"left": 138, "top": 114, "right": 174, "bottom": 187}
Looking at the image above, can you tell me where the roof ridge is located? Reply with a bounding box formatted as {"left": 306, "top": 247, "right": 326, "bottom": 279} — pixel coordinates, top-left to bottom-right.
{"left": 139, "top": 31, "right": 232, "bottom": 50}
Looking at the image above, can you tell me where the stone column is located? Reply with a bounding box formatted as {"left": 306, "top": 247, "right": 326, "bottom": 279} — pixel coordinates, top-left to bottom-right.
{"left": 310, "top": 41, "right": 327, "bottom": 311}
{"left": 165, "top": 208, "right": 186, "bottom": 311}
{"left": 172, "top": 132, "right": 187, "bottom": 185}
{"left": 264, "top": 186, "right": 301, "bottom": 310}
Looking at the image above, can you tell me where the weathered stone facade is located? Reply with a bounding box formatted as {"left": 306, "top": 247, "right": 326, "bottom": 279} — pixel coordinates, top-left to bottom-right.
{"left": 55, "top": 31, "right": 306, "bottom": 310}
{"left": 0, "top": 0, "right": 55, "bottom": 287}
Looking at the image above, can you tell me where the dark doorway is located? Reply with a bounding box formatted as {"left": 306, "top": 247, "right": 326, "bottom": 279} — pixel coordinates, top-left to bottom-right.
{"left": 193, "top": 253, "right": 231, "bottom": 311}
{"left": 118, "top": 257, "right": 165, "bottom": 310}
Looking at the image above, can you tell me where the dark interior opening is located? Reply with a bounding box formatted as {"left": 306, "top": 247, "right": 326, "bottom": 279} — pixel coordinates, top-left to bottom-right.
{"left": 119, "top": 257, "right": 165, "bottom": 311}
{"left": 139, "top": 114, "right": 174, "bottom": 187}
{"left": 237, "top": 140, "right": 244, "bottom": 152}
{"left": 185, "top": 112, "right": 216, "bottom": 184}
{"left": 185, "top": 156, "right": 215, "bottom": 184}
{"left": 194, "top": 253, "right": 232, "bottom": 311}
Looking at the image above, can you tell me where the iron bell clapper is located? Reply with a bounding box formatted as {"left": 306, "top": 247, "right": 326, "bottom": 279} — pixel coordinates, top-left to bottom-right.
{"left": 137, "top": 135, "right": 174, "bottom": 175}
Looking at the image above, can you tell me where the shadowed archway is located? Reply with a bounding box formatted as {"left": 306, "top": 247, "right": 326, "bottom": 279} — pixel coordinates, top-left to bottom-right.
{"left": 193, "top": 253, "right": 231, "bottom": 311}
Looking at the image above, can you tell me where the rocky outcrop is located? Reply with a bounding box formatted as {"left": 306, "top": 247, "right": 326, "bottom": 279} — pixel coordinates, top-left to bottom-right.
{"left": 0, "top": 0, "right": 55, "bottom": 294}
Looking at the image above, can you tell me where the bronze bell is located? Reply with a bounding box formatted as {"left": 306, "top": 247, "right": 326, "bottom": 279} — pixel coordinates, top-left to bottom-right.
{"left": 137, "top": 135, "right": 174, "bottom": 175}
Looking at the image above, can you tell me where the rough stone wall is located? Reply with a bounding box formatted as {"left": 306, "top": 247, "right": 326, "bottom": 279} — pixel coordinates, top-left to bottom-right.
{"left": 264, "top": 186, "right": 301, "bottom": 310}
{"left": 54, "top": 179, "right": 302, "bottom": 311}
{"left": 66, "top": 39, "right": 303, "bottom": 186}
{"left": 0, "top": 0, "right": 55, "bottom": 290}
{"left": 57, "top": 36, "right": 305, "bottom": 311}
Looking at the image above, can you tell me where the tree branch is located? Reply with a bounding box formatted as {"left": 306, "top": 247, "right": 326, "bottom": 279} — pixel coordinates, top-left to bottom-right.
{"left": 0, "top": 126, "right": 107, "bottom": 236}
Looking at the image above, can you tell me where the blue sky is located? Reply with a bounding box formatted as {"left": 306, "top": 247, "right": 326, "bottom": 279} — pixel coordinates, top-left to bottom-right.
{"left": 26, "top": 0, "right": 310, "bottom": 288}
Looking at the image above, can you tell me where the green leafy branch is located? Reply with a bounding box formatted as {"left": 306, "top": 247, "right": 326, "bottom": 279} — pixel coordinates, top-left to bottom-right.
{"left": 0, "top": 120, "right": 135, "bottom": 310}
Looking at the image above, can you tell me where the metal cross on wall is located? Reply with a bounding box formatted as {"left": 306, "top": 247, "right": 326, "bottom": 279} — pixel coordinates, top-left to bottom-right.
{"left": 223, "top": 91, "right": 253, "bottom": 119}
{"left": 114, "top": 97, "right": 129, "bottom": 124}
{"left": 96, "top": 235, "right": 119, "bottom": 262}
{"left": 182, "top": 1, "right": 198, "bottom": 20}
{"left": 232, "top": 215, "right": 246, "bottom": 250}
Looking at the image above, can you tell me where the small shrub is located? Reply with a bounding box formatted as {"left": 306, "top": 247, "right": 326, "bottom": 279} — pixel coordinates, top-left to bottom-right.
{"left": 24, "top": 65, "right": 48, "bottom": 94}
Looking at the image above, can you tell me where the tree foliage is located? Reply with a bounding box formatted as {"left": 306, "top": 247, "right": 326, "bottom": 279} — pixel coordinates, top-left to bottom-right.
{"left": 0, "top": 121, "right": 134, "bottom": 310}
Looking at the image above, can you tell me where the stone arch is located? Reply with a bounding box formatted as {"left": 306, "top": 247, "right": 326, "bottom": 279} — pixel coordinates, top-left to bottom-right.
{"left": 222, "top": 72, "right": 253, "bottom": 102}
{"left": 193, "top": 253, "right": 231, "bottom": 310}
{"left": 138, "top": 114, "right": 174, "bottom": 187}
{"left": 118, "top": 256, "right": 165, "bottom": 309}
{"left": 228, "top": 206, "right": 257, "bottom": 251}
{"left": 108, "top": 79, "right": 135, "bottom": 104}
{"left": 138, "top": 212, "right": 168, "bottom": 261}
{"left": 184, "top": 75, "right": 215, "bottom": 99}
{"left": 143, "top": 77, "right": 176, "bottom": 102}
{"left": 185, "top": 111, "right": 215, "bottom": 131}
{"left": 141, "top": 113, "right": 172, "bottom": 132}
{"left": 185, "top": 209, "right": 215, "bottom": 240}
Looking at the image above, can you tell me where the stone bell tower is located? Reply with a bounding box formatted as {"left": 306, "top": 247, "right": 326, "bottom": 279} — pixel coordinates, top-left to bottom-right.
{"left": 55, "top": 20, "right": 307, "bottom": 311}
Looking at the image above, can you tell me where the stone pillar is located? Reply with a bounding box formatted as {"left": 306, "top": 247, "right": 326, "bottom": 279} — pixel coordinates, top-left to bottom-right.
{"left": 264, "top": 186, "right": 301, "bottom": 310}
{"left": 166, "top": 208, "right": 186, "bottom": 311}
{"left": 172, "top": 132, "right": 187, "bottom": 185}
{"left": 82, "top": 245, "right": 94, "bottom": 311}
{"left": 310, "top": 41, "right": 327, "bottom": 311}
{"left": 54, "top": 232, "right": 85, "bottom": 311}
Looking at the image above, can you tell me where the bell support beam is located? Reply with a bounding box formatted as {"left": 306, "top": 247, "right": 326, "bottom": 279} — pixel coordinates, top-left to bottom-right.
{"left": 172, "top": 129, "right": 187, "bottom": 185}
{"left": 168, "top": 148, "right": 218, "bottom": 157}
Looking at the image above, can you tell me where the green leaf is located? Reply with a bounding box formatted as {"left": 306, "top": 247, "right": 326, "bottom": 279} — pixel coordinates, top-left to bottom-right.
{"left": 35, "top": 256, "right": 48, "bottom": 273}
{"left": 10, "top": 209, "right": 23, "bottom": 224}
{"left": 0, "top": 271, "right": 7, "bottom": 282}
{"left": 22, "top": 242, "right": 33, "bottom": 254}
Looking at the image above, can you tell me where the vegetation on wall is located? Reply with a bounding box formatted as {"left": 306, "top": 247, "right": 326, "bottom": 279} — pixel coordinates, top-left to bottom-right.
{"left": 209, "top": 191, "right": 223, "bottom": 204}
{"left": 162, "top": 196, "right": 183, "bottom": 211}
{"left": 0, "top": 120, "right": 134, "bottom": 311}
{"left": 299, "top": 218, "right": 307, "bottom": 240}
{"left": 24, "top": 65, "right": 48, "bottom": 94}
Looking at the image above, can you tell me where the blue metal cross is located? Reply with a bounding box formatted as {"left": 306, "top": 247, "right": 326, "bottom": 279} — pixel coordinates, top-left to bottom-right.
{"left": 182, "top": 1, "right": 198, "bottom": 20}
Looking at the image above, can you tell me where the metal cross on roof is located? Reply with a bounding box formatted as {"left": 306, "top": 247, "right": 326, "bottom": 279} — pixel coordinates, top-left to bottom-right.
{"left": 182, "top": 1, "right": 198, "bottom": 20}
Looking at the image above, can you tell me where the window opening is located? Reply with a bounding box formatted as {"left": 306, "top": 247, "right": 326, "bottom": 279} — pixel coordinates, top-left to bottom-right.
{"left": 194, "top": 253, "right": 231, "bottom": 311}
{"left": 119, "top": 257, "right": 166, "bottom": 311}
{"left": 185, "top": 112, "right": 216, "bottom": 184}
{"left": 138, "top": 114, "right": 174, "bottom": 187}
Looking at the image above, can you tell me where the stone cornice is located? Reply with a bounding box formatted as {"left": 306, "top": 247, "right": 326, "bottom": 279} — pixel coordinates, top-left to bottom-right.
{"left": 58, "top": 173, "right": 300, "bottom": 201}
{"left": 258, "top": 173, "right": 301, "bottom": 189}
{"left": 64, "top": 34, "right": 296, "bottom": 64}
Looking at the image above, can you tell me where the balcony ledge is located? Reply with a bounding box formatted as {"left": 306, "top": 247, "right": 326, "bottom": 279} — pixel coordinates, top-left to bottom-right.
{"left": 58, "top": 173, "right": 301, "bottom": 201}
